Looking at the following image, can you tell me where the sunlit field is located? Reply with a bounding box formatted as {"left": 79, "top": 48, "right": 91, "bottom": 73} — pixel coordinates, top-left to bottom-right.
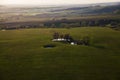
{"left": 0, "top": 27, "right": 120, "bottom": 80}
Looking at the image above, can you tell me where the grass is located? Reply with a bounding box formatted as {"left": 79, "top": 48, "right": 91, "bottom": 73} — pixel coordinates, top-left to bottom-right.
{"left": 0, "top": 27, "right": 120, "bottom": 80}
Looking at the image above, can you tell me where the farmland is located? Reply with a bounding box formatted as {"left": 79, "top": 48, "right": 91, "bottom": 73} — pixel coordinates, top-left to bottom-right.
{"left": 0, "top": 27, "right": 120, "bottom": 80}
{"left": 0, "top": 2, "right": 120, "bottom": 80}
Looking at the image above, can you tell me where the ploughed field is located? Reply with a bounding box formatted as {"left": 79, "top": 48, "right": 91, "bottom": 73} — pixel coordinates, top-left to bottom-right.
{"left": 0, "top": 27, "right": 120, "bottom": 80}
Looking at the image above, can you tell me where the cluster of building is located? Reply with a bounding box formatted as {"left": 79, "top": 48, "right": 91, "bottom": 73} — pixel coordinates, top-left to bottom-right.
{"left": 52, "top": 32, "right": 77, "bottom": 45}
{"left": 52, "top": 32, "right": 90, "bottom": 45}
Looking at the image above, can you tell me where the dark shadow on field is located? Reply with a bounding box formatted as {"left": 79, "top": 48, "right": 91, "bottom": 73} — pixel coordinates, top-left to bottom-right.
{"left": 43, "top": 44, "right": 56, "bottom": 48}
{"left": 92, "top": 44, "right": 106, "bottom": 49}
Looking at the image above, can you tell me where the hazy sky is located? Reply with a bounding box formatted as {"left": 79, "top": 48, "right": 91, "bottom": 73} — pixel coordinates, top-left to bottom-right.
{"left": 1, "top": 0, "right": 120, "bottom": 5}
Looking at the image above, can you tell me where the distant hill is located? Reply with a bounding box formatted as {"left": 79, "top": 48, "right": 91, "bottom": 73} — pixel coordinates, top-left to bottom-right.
{"left": 0, "top": 5, "right": 3, "bottom": 8}
{"left": 51, "top": 2, "right": 120, "bottom": 15}
{"left": 0, "top": 2, "right": 120, "bottom": 22}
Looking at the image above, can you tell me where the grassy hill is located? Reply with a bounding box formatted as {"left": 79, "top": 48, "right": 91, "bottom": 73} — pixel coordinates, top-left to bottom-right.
{"left": 0, "top": 27, "right": 120, "bottom": 80}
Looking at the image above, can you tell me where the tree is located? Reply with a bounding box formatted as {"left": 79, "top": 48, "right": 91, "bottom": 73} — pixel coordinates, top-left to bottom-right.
{"left": 64, "top": 34, "right": 74, "bottom": 42}
{"left": 60, "top": 34, "right": 64, "bottom": 39}
{"left": 53, "top": 32, "right": 59, "bottom": 39}
{"left": 64, "top": 34, "right": 70, "bottom": 40}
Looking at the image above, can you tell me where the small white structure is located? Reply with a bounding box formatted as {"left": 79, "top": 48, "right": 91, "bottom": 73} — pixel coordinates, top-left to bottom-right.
{"left": 52, "top": 38, "right": 67, "bottom": 42}
{"left": 71, "top": 42, "right": 77, "bottom": 45}
{"left": 52, "top": 38, "right": 77, "bottom": 45}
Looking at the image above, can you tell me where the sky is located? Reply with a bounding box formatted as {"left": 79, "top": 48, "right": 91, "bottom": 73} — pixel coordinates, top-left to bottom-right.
{"left": 0, "top": 0, "right": 120, "bottom": 5}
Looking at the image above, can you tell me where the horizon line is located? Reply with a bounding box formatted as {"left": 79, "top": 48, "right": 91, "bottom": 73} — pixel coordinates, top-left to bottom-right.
{"left": 0, "top": 1, "right": 120, "bottom": 6}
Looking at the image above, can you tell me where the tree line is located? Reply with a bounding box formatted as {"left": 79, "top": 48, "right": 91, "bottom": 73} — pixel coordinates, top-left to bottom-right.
{"left": 44, "top": 19, "right": 120, "bottom": 28}
{"left": 0, "top": 18, "right": 120, "bottom": 30}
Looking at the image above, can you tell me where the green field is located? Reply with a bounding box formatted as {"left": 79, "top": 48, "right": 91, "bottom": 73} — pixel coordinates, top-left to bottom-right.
{"left": 0, "top": 27, "right": 120, "bottom": 80}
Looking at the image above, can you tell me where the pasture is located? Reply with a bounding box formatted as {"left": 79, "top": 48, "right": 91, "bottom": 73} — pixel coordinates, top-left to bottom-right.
{"left": 0, "top": 27, "right": 120, "bottom": 80}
